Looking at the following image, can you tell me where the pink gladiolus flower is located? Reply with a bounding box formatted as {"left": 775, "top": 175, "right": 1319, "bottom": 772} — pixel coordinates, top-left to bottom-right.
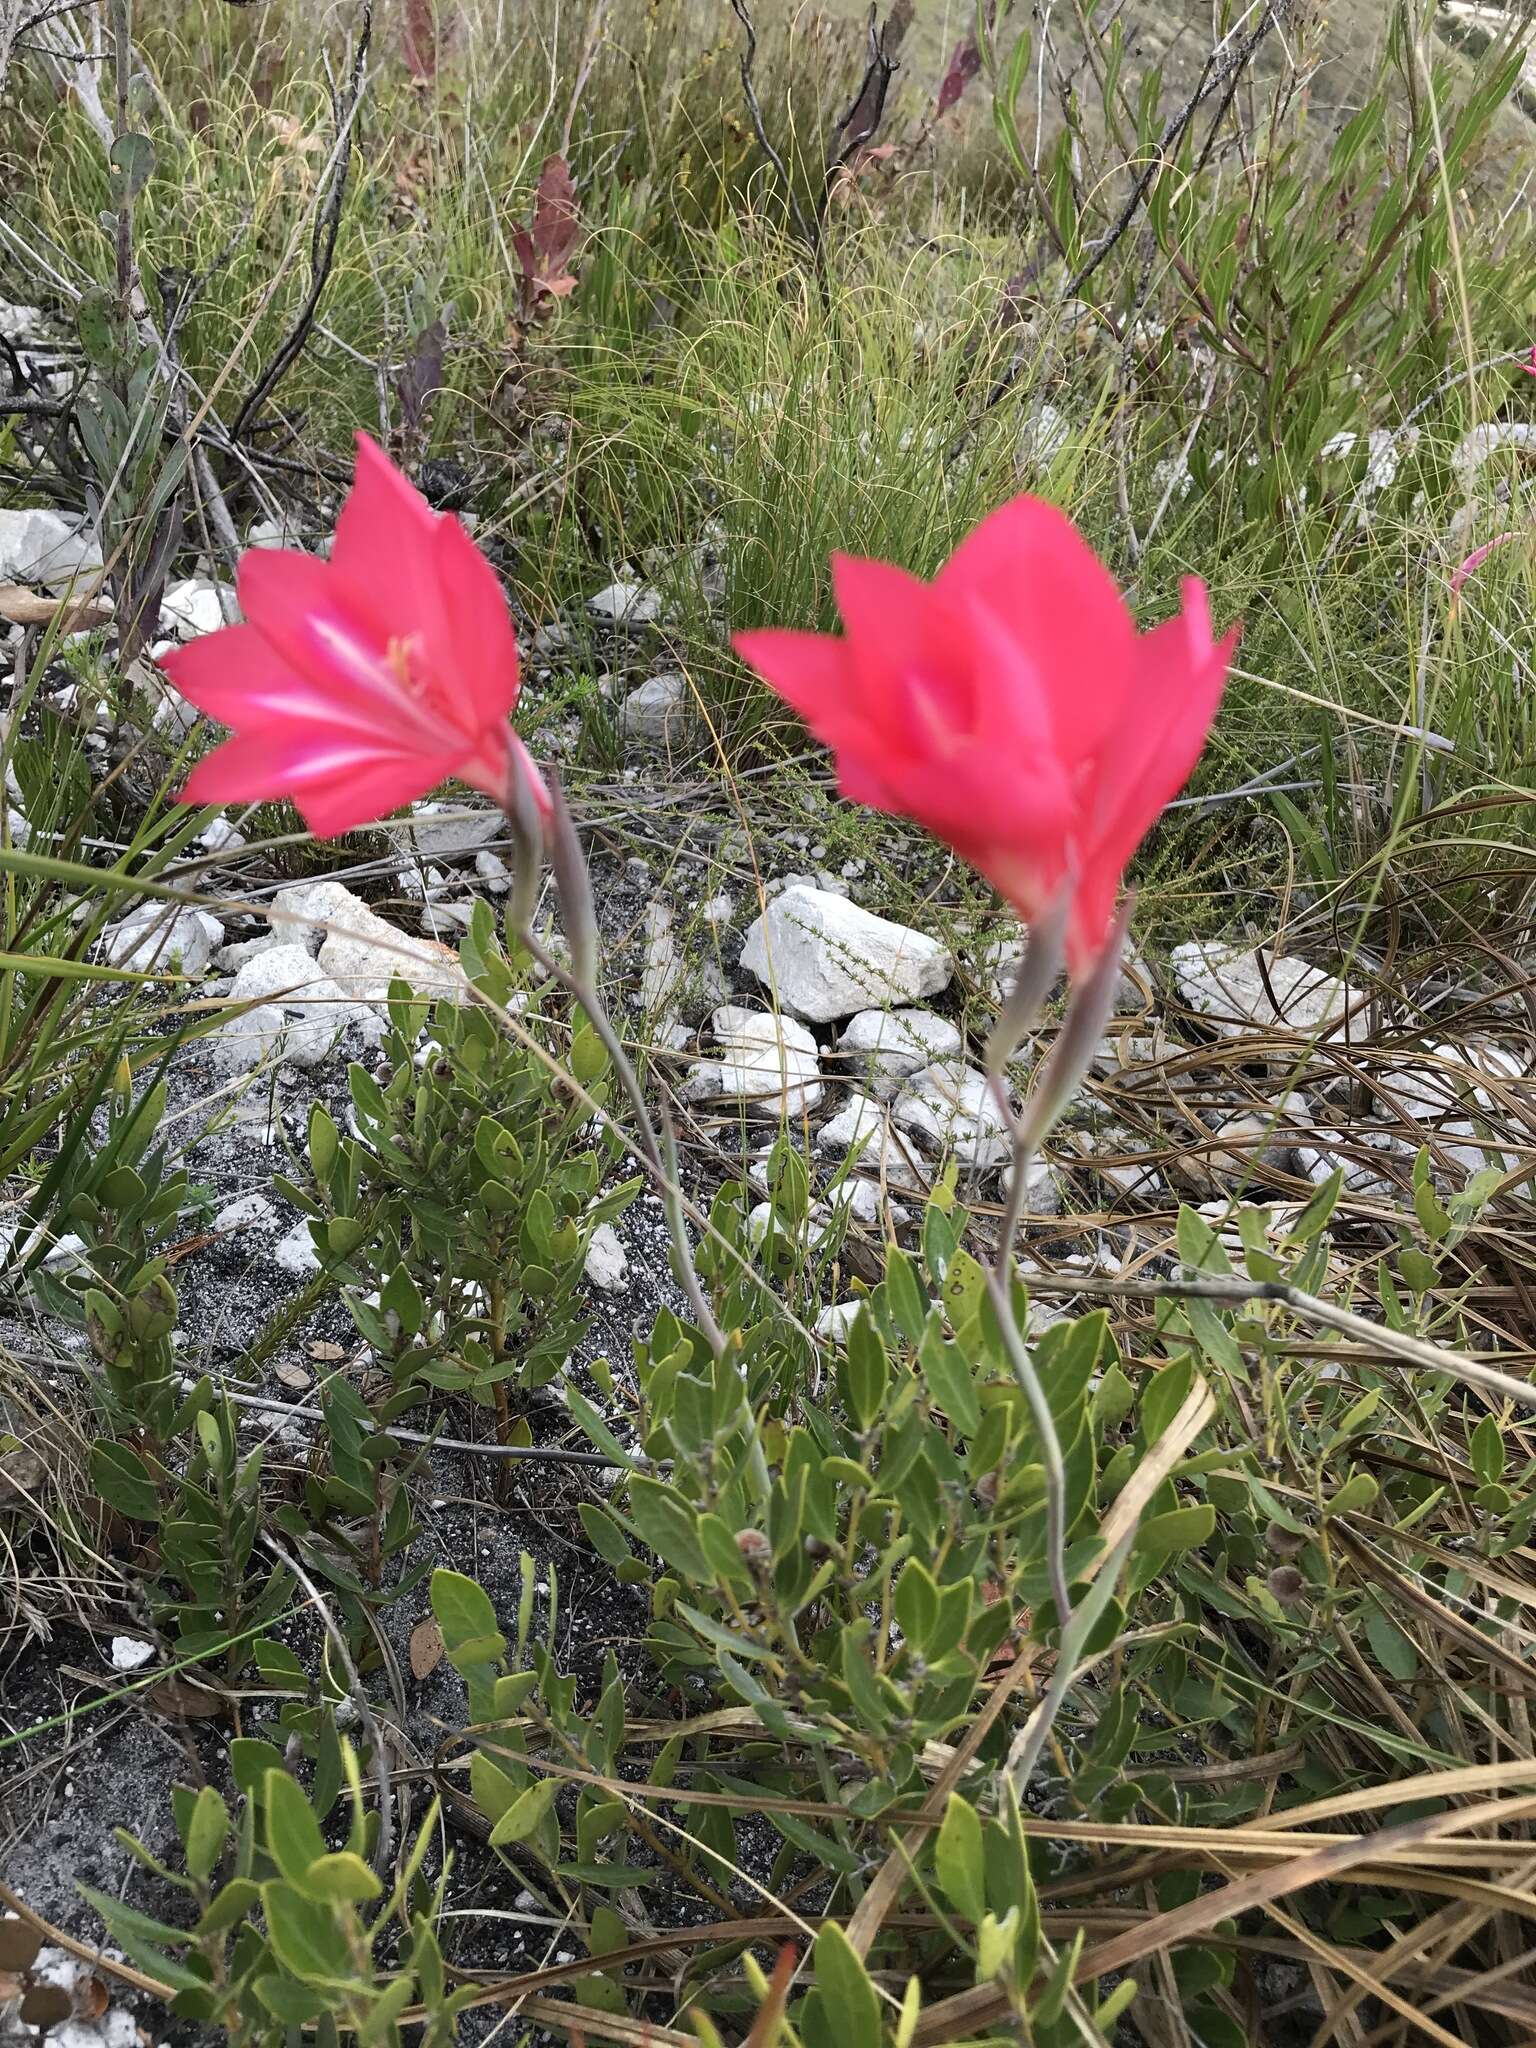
{"left": 734, "top": 497, "right": 1237, "bottom": 975}
{"left": 162, "top": 434, "right": 549, "bottom": 838}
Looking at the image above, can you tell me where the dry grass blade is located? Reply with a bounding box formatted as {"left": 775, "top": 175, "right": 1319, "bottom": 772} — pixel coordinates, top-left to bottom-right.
{"left": 912, "top": 1791, "right": 1536, "bottom": 2044}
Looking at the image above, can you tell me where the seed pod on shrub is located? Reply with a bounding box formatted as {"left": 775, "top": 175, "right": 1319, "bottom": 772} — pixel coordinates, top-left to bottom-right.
{"left": 735, "top": 1528, "right": 771, "bottom": 1570}
{"left": 1267, "top": 1565, "right": 1305, "bottom": 1606}
{"left": 1264, "top": 1522, "right": 1306, "bottom": 1558}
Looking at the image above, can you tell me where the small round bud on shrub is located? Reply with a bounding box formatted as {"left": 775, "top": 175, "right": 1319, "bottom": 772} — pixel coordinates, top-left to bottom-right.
{"left": 735, "top": 1528, "right": 771, "bottom": 1569}
{"left": 974, "top": 1471, "right": 1000, "bottom": 1508}
{"left": 432, "top": 1056, "right": 452, "bottom": 1079}
{"left": 1267, "top": 1565, "right": 1304, "bottom": 1606}
{"left": 1264, "top": 1522, "right": 1306, "bottom": 1559}
{"left": 803, "top": 1535, "right": 830, "bottom": 1560}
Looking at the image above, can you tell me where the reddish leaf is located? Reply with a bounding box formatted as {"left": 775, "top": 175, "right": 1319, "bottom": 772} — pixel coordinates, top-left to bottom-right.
{"left": 146, "top": 1675, "right": 226, "bottom": 1721}
{"left": 409, "top": 1617, "right": 445, "bottom": 1680}
{"left": 514, "top": 155, "right": 581, "bottom": 320}
{"left": 395, "top": 315, "right": 448, "bottom": 441}
{"left": 531, "top": 153, "right": 580, "bottom": 276}
{"left": 402, "top": 0, "right": 438, "bottom": 80}
{"left": 0, "top": 1919, "right": 42, "bottom": 1974}
{"left": 937, "top": 38, "right": 981, "bottom": 115}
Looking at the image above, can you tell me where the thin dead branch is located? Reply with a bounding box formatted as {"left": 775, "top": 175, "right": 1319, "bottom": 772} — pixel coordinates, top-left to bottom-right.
{"left": 230, "top": 1, "right": 372, "bottom": 441}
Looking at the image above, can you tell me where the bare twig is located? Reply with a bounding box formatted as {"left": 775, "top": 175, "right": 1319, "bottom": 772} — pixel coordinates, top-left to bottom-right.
{"left": 230, "top": 1, "right": 372, "bottom": 440}
{"left": 0, "top": 391, "right": 73, "bottom": 417}
{"left": 1065, "top": 4, "right": 1280, "bottom": 301}
{"left": 728, "top": 0, "right": 820, "bottom": 259}
{"left": 1018, "top": 1271, "right": 1536, "bottom": 1413}
{"left": 33, "top": 1348, "right": 631, "bottom": 1465}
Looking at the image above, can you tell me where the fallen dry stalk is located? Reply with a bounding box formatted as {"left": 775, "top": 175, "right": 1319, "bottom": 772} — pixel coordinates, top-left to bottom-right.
{"left": 1020, "top": 1269, "right": 1536, "bottom": 1410}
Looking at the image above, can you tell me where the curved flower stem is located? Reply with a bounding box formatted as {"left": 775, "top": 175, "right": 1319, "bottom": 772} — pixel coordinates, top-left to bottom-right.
{"left": 514, "top": 919, "right": 726, "bottom": 1358}
{"left": 986, "top": 1264, "right": 1073, "bottom": 1631}
{"left": 504, "top": 768, "right": 728, "bottom": 1356}
{"left": 982, "top": 899, "right": 1135, "bottom": 1634}
{"left": 986, "top": 1080, "right": 1074, "bottom": 1625}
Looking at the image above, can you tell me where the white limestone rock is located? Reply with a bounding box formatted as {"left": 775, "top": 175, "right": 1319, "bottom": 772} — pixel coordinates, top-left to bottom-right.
{"left": 588, "top": 579, "right": 661, "bottom": 626}
{"left": 395, "top": 800, "right": 503, "bottom": 860}
{"left": 1295, "top": 1148, "right": 1391, "bottom": 1198}
{"left": 0, "top": 302, "right": 48, "bottom": 345}
{"left": 814, "top": 1300, "right": 865, "bottom": 1342}
{"left": 638, "top": 903, "right": 685, "bottom": 1015}
{"left": 584, "top": 1223, "right": 629, "bottom": 1293}
{"left": 1172, "top": 1111, "right": 1297, "bottom": 1198}
{"left": 0, "top": 507, "right": 103, "bottom": 584}
{"left": 1170, "top": 940, "right": 1358, "bottom": 1040}
{"left": 160, "top": 576, "right": 233, "bottom": 637}
{"left": 197, "top": 813, "right": 247, "bottom": 855}
{"left": 827, "top": 1175, "right": 911, "bottom": 1231}
{"left": 216, "top": 932, "right": 287, "bottom": 971}
{"left": 836, "top": 1007, "right": 963, "bottom": 1096}
{"left": 682, "top": 1006, "right": 823, "bottom": 1119}
{"left": 815, "top": 1091, "right": 887, "bottom": 1159}
{"left": 269, "top": 879, "right": 461, "bottom": 1005}
{"left": 227, "top": 942, "right": 343, "bottom": 1011}
{"left": 209, "top": 1003, "right": 287, "bottom": 1076}
{"left": 621, "top": 672, "right": 689, "bottom": 744}
{"left": 226, "top": 943, "right": 359, "bottom": 1067}
{"left": 891, "top": 1059, "right": 1011, "bottom": 1170}
{"left": 740, "top": 885, "right": 953, "bottom": 1022}
{"left": 998, "top": 1154, "right": 1064, "bottom": 1218}
{"left": 102, "top": 900, "right": 223, "bottom": 975}
{"left": 214, "top": 1192, "right": 278, "bottom": 1234}
{"left": 273, "top": 1220, "right": 321, "bottom": 1276}
{"left": 475, "top": 848, "right": 511, "bottom": 893}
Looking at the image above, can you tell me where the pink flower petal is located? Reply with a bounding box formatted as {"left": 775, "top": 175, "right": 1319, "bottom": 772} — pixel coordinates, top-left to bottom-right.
{"left": 164, "top": 436, "right": 541, "bottom": 842}
{"left": 184, "top": 727, "right": 461, "bottom": 836}
{"left": 434, "top": 512, "right": 522, "bottom": 724}
{"left": 236, "top": 548, "right": 466, "bottom": 751}
{"left": 737, "top": 495, "right": 1234, "bottom": 982}
{"left": 160, "top": 625, "right": 425, "bottom": 741}
{"left": 1074, "top": 578, "right": 1236, "bottom": 967}
{"left": 731, "top": 628, "right": 866, "bottom": 754}
{"left": 1449, "top": 530, "right": 1518, "bottom": 600}
{"left": 934, "top": 494, "right": 1135, "bottom": 768}
{"left": 330, "top": 431, "right": 450, "bottom": 654}
{"left": 830, "top": 552, "right": 974, "bottom": 739}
